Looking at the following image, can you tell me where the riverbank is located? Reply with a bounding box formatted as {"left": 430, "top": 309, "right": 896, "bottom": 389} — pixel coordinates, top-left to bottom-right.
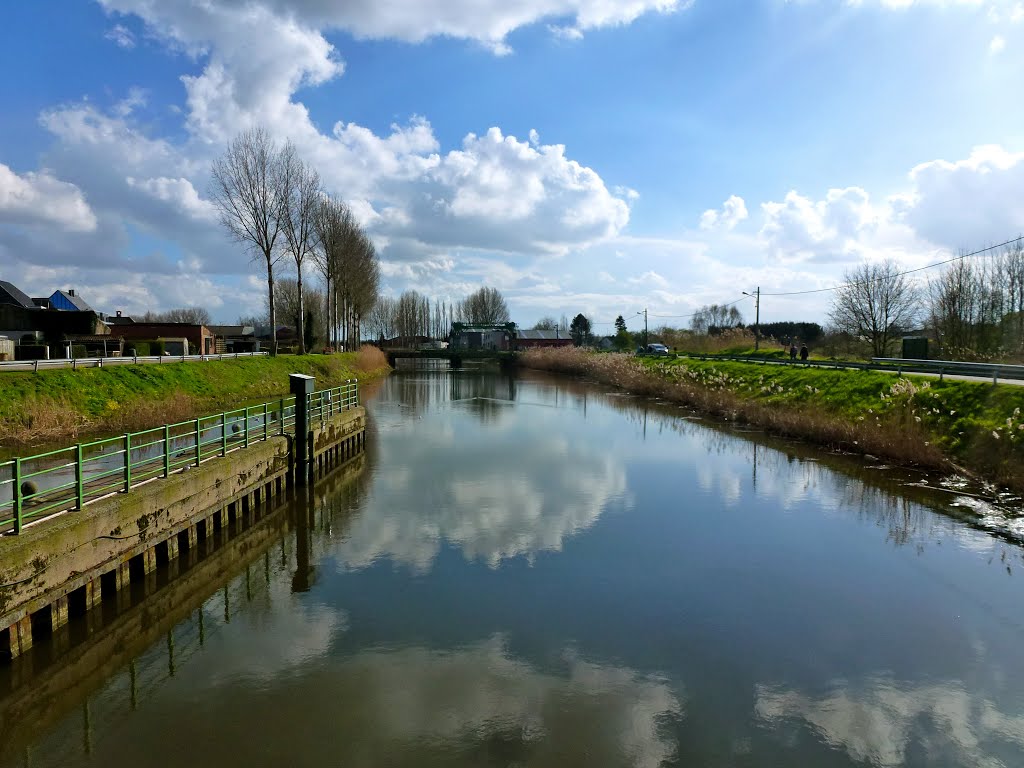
{"left": 0, "top": 347, "right": 390, "bottom": 449}
{"left": 521, "top": 348, "right": 1024, "bottom": 493}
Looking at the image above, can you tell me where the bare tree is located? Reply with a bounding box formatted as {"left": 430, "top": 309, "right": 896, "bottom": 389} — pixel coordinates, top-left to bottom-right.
{"left": 141, "top": 307, "right": 212, "bottom": 324}
{"left": 366, "top": 296, "right": 397, "bottom": 343}
{"left": 830, "top": 260, "right": 920, "bottom": 357}
{"left": 210, "top": 127, "right": 289, "bottom": 355}
{"left": 280, "top": 143, "right": 321, "bottom": 354}
{"left": 533, "top": 316, "right": 558, "bottom": 330}
{"left": 690, "top": 304, "right": 743, "bottom": 335}
{"left": 460, "top": 287, "right": 510, "bottom": 324}
{"left": 928, "top": 247, "right": 1018, "bottom": 359}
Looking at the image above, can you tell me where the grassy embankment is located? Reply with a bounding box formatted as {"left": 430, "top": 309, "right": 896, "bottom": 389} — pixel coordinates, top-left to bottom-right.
{"left": 0, "top": 347, "right": 391, "bottom": 448}
{"left": 522, "top": 347, "right": 1024, "bottom": 492}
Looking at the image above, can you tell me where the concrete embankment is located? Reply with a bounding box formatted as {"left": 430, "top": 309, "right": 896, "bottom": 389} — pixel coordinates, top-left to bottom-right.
{"left": 0, "top": 405, "right": 365, "bottom": 660}
{"left": 0, "top": 453, "right": 365, "bottom": 762}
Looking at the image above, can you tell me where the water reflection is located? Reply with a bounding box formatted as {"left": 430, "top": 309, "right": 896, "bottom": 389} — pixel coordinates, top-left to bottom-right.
{"left": 756, "top": 679, "right": 1024, "bottom": 768}
{"left": 6, "top": 368, "right": 1024, "bottom": 768}
{"left": 335, "top": 377, "right": 630, "bottom": 572}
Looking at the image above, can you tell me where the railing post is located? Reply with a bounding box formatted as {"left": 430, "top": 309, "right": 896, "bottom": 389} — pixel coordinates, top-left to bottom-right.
{"left": 994, "top": 367, "right": 999, "bottom": 386}
{"left": 13, "top": 457, "right": 22, "bottom": 534}
{"left": 195, "top": 419, "right": 201, "bottom": 466}
{"left": 263, "top": 402, "right": 269, "bottom": 441}
{"left": 163, "top": 425, "right": 171, "bottom": 477}
{"left": 76, "top": 444, "right": 84, "bottom": 509}
{"left": 124, "top": 434, "right": 132, "bottom": 492}
{"left": 279, "top": 398, "right": 285, "bottom": 435}
{"left": 221, "top": 412, "right": 227, "bottom": 457}
{"left": 244, "top": 407, "right": 250, "bottom": 448}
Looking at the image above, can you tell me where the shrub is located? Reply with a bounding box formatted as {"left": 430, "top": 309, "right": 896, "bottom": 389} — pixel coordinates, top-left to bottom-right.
{"left": 355, "top": 344, "right": 389, "bottom": 373}
{"left": 149, "top": 340, "right": 166, "bottom": 356}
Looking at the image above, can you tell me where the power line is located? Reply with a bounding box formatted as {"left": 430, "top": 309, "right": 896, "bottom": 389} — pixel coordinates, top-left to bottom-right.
{"left": 576, "top": 235, "right": 1022, "bottom": 330}
{"left": 760, "top": 236, "right": 1022, "bottom": 297}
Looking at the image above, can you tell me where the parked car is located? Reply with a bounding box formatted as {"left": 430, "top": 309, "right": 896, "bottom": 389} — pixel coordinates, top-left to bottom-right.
{"left": 640, "top": 343, "right": 670, "bottom": 355}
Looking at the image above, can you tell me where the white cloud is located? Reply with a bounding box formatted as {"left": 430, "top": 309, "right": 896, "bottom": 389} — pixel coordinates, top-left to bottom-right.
{"left": 0, "top": 163, "right": 97, "bottom": 232}
{"left": 990, "top": 33, "right": 1007, "bottom": 51}
{"left": 12, "top": 0, "right": 633, "bottom": 320}
{"left": 100, "top": 0, "right": 686, "bottom": 52}
{"left": 700, "top": 195, "right": 749, "bottom": 231}
{"left": 104, "top": 23, "right": 135, "bottom": 48}
{"left": 901, "top": 144, "right": 1024, "bottom": 249}
{"left": 126, "top": 176, "right": 218, "bottom": 222}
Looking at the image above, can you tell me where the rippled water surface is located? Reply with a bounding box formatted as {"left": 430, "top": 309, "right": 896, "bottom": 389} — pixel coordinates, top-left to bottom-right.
{"left": 3, "top": 367, "right": 1024, "bottom": 767}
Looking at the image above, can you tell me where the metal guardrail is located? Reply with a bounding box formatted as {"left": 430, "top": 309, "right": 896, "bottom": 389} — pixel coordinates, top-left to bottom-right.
{"left": 0, "top": 380, "right": 358, "bottom": 535}
{"left": 0, "top": 351, "right": 268, "bottom": 372}
{"left": 870, "top": 358, "right": 1024, "bottom": 383}
{"left": 661, "top": 352, "right": 1024, "bottom": 383}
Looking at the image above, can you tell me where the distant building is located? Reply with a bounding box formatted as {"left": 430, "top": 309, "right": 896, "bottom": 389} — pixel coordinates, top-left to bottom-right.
{"left": 207, "top": 325, "right": 259, "bottom": 353}
{"left": 0, "top": 281, "right": 107, "bottom": 355}
{"left": 515, "top": 328, "right": 573, "bottom": 349}
{"left": 108, "top": 322, "right": 215, "bottom": 355}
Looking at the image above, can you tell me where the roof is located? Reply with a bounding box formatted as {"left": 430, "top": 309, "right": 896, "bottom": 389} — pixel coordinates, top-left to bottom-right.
{"left": 517, "top": 329, "right": 565, "bottom": 340}
{"left": 50, "top": 290, "right": 93, "bottom": 312}
{"left": 105, "top": 316, "right": 135, "bottom": 325}
{"left": 0, "top": 280, "right": 36, "bottom": 310}
{"left": 208, "top": 325, "right": 255, "bottom": 336}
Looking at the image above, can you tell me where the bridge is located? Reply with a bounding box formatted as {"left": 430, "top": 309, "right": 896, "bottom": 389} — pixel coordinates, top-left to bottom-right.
{"left": 385, "top": 348, "right": 520, "bottom": 369}
{"left": 386, "top": 323, "right": 521, "bottom": 369}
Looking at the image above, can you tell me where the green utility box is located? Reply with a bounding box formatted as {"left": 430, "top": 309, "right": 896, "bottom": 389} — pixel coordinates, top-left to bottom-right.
{"left": 902, "top": 336, "right": 929, "bottom": 359}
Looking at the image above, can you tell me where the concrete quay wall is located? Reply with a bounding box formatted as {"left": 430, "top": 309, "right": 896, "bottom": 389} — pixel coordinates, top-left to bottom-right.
{"left": 0, "top": 407, "right": 365, "bottom": 660}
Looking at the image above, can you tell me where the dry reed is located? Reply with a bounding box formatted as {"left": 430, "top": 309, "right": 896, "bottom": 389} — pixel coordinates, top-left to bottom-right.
{"left": 522, "top": 348, "right": 951, "bottom": 471}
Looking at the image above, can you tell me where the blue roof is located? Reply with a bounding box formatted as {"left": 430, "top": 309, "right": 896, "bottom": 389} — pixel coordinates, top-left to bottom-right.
{"left": 49, "top": 290, "right": 93, "bottom": 312}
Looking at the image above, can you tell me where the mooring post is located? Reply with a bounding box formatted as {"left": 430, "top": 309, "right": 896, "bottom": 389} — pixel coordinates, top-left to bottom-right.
{"left": 290, "top": 374, "right": 315, "bottom": 487}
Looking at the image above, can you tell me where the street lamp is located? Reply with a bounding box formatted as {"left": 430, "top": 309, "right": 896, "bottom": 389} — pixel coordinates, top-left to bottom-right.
{"left": 636, "top": 308, "right": 648, "bottom": 348}
{"left": 742, "top": 288, "right": 760, "bottom": 351}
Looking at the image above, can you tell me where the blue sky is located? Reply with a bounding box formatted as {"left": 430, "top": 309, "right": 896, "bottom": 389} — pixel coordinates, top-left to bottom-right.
{"left": 2, "top": 0, "right": 1023, "bottom": 333}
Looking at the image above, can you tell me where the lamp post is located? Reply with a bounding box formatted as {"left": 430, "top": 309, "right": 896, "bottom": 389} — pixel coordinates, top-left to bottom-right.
{"left": 636, "top": 308, "right": 648, "bottom": 348}
{"left": 742, "top": 288, "right": 760, "bottom": 351}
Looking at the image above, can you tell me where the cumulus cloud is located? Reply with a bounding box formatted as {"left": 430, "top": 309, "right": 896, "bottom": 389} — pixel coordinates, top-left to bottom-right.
{"left": 100, "top": 0, "right": 686, "bottom": 53}
{"left": 900, "top": 144, "right": 1024, "bottom": 249}
{"left": 0, "top": 163, "right": 97, "bottom": 232}
{"left": 755, "top": 143, "right": 1024, "bottom": 266}
{"left": 2, "top": 0, "right": 634, "bottom": 320}
{"left": 700, "top": 195, "right": 748, "bottom": 231}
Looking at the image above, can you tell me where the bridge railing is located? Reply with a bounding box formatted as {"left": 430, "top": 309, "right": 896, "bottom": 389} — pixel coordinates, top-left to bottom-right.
{"left": 0, "top": 380, "right": 358, "bottom": 535}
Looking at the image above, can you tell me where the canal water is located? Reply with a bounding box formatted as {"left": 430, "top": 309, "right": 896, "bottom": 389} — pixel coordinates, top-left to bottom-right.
{"left": 3, "top": 367, "right": 1024, "bottom": 767}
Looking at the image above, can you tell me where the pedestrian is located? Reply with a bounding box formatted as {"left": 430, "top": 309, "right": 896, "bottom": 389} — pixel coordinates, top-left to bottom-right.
{"left": 789, "top": 343, "right": 797, "bottom": 361}
{"left": 799, "top": 344, "right": 809, "bottom": 362}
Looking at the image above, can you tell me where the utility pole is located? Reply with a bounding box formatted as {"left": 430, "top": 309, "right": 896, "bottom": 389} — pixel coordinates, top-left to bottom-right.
{"left": 637, "top": 308, "right": 648, "bottom": 347}
{"left": 743, "top": 289, "right": 760, "bottom": 351}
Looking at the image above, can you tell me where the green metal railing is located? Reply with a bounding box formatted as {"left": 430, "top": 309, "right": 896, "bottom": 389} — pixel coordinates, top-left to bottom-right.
{"left": 0, "top": 380, "right": 358, "bottom": 535}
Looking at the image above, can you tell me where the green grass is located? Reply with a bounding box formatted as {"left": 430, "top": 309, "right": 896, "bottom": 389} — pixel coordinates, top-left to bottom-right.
{"left": 0, "top": 353, "right": 388, "bottom": 447}
{"left": 641, "top": 356, "right": 1024, "bottom": 483}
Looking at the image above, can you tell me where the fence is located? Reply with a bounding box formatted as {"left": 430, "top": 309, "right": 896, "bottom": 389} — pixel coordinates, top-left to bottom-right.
{"left": 0, "top": 351, "right": 267, "bottom": 373}
{"left": 0, "top": 381, "right": 358, "bottom": 535}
